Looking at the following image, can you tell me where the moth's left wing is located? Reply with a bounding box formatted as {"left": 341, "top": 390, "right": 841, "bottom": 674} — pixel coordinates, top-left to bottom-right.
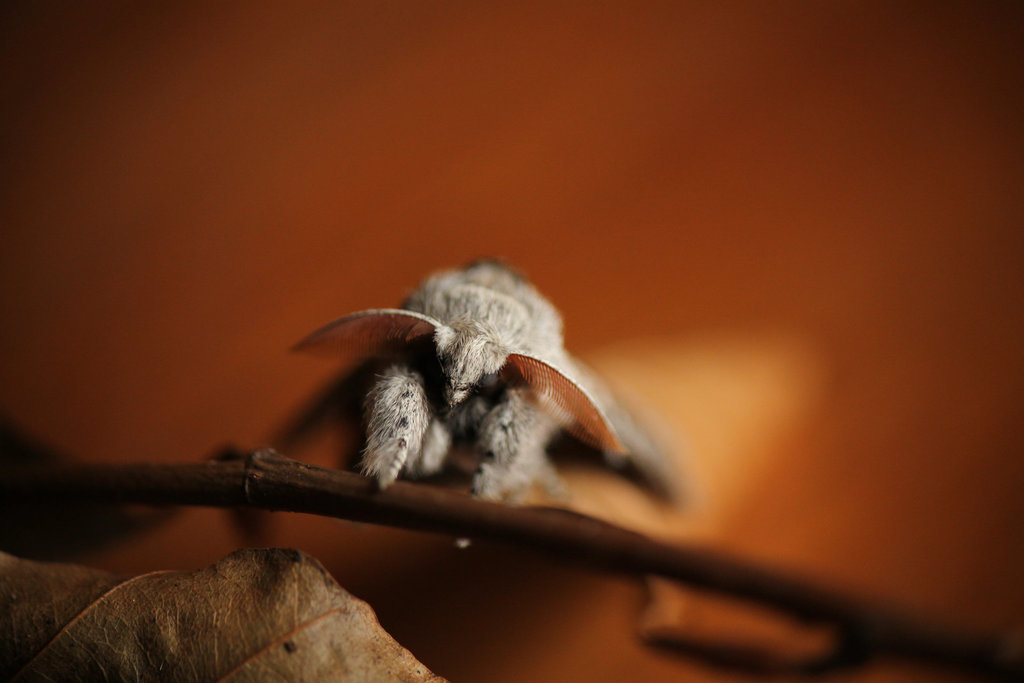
{"left": 502, "top": 353, "right": 626, "bottom": 454}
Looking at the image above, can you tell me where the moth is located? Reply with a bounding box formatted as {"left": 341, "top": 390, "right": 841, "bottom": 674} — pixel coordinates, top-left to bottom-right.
{"left": 294, "top": 260, "right": 676, "bottom": 501}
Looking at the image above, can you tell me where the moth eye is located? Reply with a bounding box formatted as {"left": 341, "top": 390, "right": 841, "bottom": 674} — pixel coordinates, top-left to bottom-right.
{"left": 479, "top": 371, "right": 499, "bottom": 389}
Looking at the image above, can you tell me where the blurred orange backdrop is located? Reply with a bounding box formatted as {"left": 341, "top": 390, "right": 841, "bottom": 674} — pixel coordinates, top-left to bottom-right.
{"left": 2, "top": 3, "right": 1023, "bottom": 681}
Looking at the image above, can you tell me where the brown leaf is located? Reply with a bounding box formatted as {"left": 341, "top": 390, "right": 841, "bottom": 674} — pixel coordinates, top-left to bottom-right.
{"left": 1, "top": 548, "right": 444, "bottom": 682}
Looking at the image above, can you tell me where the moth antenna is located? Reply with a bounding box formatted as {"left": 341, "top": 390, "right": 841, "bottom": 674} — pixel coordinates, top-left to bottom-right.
{"left": 292, "top": 309, "right": 440, "bottom": 362}
{"left": 502, "top": 353, "right": 625, "bottom": 454}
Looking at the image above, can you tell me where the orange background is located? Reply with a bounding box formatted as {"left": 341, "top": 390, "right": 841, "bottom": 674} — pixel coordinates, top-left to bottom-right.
{"left": 2, "top": 3, "right": 1022, "bottom": 681}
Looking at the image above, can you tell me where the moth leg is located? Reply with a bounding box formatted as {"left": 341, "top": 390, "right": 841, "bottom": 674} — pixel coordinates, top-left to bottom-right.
{"left": 362, "top": 364, "right": 431, "bottom": 488}
{"left": 406, "top": 417, "right": 451, "bottom": 478}
{"left": 535, "top": 459, "right": 569, "bottom": 500}
{"left": 473, "top": 388, "right": 559, "bottom": 501}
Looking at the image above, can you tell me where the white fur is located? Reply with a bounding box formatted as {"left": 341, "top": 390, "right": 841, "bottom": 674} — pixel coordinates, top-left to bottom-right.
{"left": 344, "top": 260, "right": 676, "bottom": 500}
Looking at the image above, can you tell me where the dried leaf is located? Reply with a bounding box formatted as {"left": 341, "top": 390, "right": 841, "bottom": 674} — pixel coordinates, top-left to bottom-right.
{"left": 1, "top": 547, "right": 444, "bottom": 682}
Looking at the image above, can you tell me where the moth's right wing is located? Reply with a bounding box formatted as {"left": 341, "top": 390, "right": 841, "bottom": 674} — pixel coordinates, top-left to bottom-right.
{"left": 546, "top": 356, "right": 685, "bottom": 502}
{"left": 271, "top": 358, "right": 381, "bottom": 451}
{"left": 292, "top": 308, "right": 440, "bottom": 362}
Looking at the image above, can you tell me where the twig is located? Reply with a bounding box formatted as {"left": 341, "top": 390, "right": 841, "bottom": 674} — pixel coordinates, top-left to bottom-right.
{"left": 2, "top": 449, "right": 1021, "bottom": 681}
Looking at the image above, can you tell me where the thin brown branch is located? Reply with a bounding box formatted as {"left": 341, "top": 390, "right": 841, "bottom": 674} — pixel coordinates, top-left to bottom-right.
{"left": 2, "top": 449, "right": 1021, "bottom": 681}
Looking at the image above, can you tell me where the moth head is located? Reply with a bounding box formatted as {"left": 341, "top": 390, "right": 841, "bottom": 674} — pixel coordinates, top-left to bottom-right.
{"left": 434, "top": 318, "right": 509, "bottom": 406}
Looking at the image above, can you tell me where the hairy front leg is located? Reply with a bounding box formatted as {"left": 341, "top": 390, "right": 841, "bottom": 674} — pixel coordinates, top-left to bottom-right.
{"left": 362, "top": 364, "right": 432, "bottom": 488}
{"left": 405, "top": 417, "right": 451, "bottom": 477}
{"left": 472, "top": 388, "right": 560, "bottom": 501}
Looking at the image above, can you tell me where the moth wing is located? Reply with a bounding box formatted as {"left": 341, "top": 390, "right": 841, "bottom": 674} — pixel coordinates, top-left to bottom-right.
{"left": 568, "top": 358, "right": 685, "bottom": 501}
{"left": 292, "top": 308, "right": 440, "bottom": 361}
{"left": 502, "top": 353, "right": 626, "bottom": 454}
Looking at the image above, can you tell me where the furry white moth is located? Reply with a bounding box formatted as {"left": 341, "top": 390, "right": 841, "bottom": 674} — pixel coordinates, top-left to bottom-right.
{"left": 295, "top": 260, "right": 675, "bottom": 501}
